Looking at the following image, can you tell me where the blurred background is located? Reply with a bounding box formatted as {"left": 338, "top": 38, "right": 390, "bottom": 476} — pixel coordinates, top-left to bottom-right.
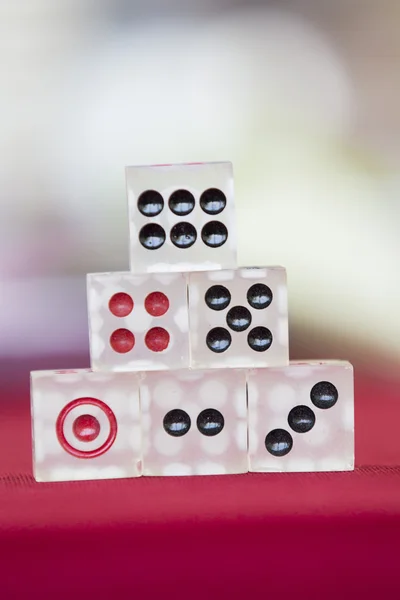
{"left": 1, "top": 0, "right": 399, "bottom": 383}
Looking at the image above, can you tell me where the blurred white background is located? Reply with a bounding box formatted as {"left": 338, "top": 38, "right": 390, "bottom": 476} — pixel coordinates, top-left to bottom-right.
{"left": 0, "top": 0, "right": 399, "bottom": 378}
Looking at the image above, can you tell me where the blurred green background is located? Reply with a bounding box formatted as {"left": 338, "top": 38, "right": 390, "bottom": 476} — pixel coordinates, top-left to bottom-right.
{"left": 1, "top": 1, "right": 399, "bottom": 380}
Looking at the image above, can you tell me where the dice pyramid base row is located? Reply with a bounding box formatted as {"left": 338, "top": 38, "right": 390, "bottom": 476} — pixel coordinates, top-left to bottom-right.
{"left": 31, "top": 361, "right": 354, "bottom": 482}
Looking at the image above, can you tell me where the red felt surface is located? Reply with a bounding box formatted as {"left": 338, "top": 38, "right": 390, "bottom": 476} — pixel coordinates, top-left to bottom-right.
{"left": 0, "top": 361, "right": 400, "bottom": 599}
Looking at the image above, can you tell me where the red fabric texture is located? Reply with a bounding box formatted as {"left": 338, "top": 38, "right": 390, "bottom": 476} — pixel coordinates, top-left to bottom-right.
{"left": 0, "top": 360, "right": 399, "bottom": 599}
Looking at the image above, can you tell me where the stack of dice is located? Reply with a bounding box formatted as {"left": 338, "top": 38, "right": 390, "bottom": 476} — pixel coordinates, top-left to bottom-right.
{"left": 30, "top": 162, "right": 354, "bottom": 482}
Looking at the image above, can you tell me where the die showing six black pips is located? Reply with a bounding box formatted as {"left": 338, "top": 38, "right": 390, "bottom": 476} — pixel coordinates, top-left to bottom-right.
{"left": 137, "top": 187, "right": 229, "bottom": 250}
{"left": 265, "top": 382, "right": 339, "bottom": 456}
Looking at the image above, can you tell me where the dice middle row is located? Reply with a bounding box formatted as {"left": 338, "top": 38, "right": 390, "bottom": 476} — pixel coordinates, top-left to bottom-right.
{"left": 87, "top": 267, "right": 289, "bottom": 372}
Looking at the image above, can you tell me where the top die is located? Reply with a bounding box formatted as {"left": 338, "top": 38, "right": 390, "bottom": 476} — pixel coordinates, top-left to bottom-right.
{"left": 126, "top": 162, "right": 237, "bottom": 274}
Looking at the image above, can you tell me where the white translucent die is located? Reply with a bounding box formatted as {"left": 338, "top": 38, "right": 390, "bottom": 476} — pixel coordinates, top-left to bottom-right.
{"left": 87, "top": 271, "right": 189, "bottom": 372}
{"left": 31, "top": 369, "right": 142, "bottom": 482}
{"left": 188, "top": 267, "right": 289, "bottom": 369}
{"left": 140, "top": 369, "right": 248, "bottom": 476}
{"left": 126, "top": 162, "right": 237, "bottom": 273}
{"left": 247, "top": 361, "right": 354, "bottom": 473}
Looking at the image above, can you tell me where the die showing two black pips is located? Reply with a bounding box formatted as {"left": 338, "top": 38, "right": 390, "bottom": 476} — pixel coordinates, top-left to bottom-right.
{"left": 205, "top": 282, "right": 274, "bottom": 353}
{"left": 265, "top": 381, "right": 339, "bottom": 457}
{"left": 163, "top": 408, "right": 225, "bottom": 437}
{"left": 138, "top": 188, "right": 228, "bottom": 250}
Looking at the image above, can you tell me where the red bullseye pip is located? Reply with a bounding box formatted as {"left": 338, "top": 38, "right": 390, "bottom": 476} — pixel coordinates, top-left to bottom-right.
{"left": 56, "top": 397, "right": 118, "bottom": 459}
{"left": 73, "top": 414, "right": 101, "bottom": 442}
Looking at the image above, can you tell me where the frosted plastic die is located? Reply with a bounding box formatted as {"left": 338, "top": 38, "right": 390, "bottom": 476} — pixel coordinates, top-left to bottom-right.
{"left": 126, "top": 162, "right": 237, "bottom": 274}
{"left": 31, "top": 369, "right": 142, "bottom": 482}
{"left": 188, "top": 267, "right": 289, "bottom": 369}
{"left": 140, "top": 369, "right": 248, "bottom": 476}
{"left": 87, "top": 271, "right": 189, "bottom": 372}
{"left": 247, "top": 361, "right": 354, "bottom": 472}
